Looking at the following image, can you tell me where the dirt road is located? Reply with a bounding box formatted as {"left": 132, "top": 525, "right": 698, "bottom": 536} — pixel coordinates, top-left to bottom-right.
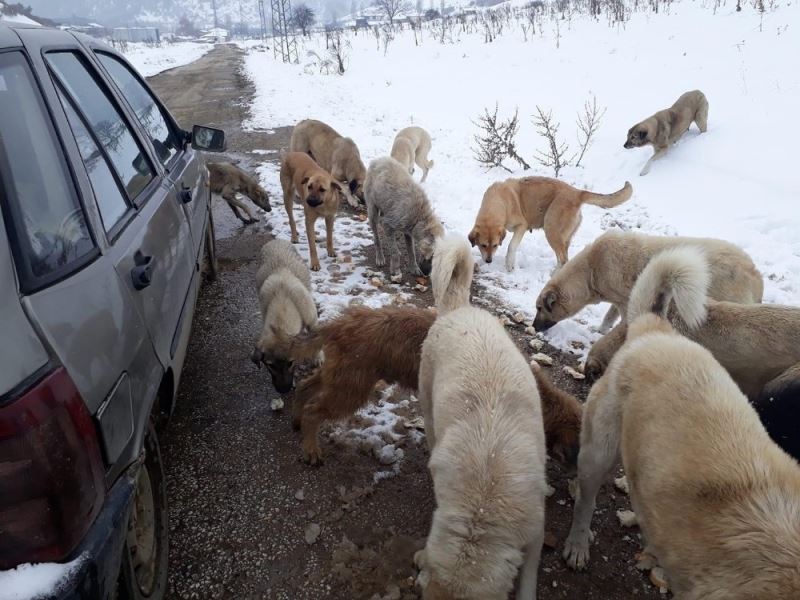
{"left": 148, "top": 44, "right": 662, "bottom": 600}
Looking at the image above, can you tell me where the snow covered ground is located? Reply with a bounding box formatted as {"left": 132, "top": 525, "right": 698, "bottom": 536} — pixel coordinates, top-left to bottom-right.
{"left": 242, "top": 2, "right": 800, "bottom": 358}
{"left": 122, "top": 41, "right": 214, "bottom": 78}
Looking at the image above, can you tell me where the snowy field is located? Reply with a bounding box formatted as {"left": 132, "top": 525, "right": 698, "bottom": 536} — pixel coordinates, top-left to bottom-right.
{"left": 243, "top": 1, "right": 800, "bottom": 357}
{"left": 123, "top": 41, "right": 214, "bottom": 77}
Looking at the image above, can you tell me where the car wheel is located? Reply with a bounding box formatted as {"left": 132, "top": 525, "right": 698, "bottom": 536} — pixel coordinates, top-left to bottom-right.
{"left": 117, "top": 423, "right": 168, "bottom": 600}
{"left": 204, "top": 207, "right": 218, "bottom": 282}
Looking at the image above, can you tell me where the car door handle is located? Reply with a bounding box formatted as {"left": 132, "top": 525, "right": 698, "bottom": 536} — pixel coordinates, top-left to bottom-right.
{"left": 131, "top": 250, "right": 154, "bottom": 290}
{"left": 179, "top": 184, "right": 193, "bottom": 204}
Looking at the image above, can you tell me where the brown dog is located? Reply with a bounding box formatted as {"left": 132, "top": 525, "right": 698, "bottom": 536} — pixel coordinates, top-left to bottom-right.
{"left": 290, "top": 305, "right": 436, "bottom": 465}
{"left": 280, "top": 152, "right": 342, "bottom": 272}
{"left": 468, "top": 177, "right": 632, "bottom": 271}
{"left": 624, "top": 90, "right": 709, "bottom": 176}
{"left": 289, "top": 119, "right": 367, "bottom": 206}
{"left": 207, "top": 161, "right": 271, "bottom": 224}
{"left": 530, "top": 362, "right": 583, "bottom": 469}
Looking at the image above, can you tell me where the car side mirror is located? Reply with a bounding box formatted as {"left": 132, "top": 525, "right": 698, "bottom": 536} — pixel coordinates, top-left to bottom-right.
{"left": 190, "top": 125, "right": 226, "bottom": 152}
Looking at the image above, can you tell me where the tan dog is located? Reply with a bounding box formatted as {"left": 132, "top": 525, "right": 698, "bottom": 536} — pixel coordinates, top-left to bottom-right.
{"left": 390, "top": 126, "right": 434, "bottom": 182}
{"left": 207, "top": 161, "right": 271, "bottom": 224}
{"left": 416, "top": 305, "right": 547, "bottom": 600}
{"left": 530, "top": 362, "right": 583, "bottom": 469}
{"left": 250, "top": 239, "right": 317, "bottom": 398}
{"left": 468, "top": 177, "right": 632, "bottom": 271}
{"left": 614, "top": 246, "right": 800, "bottom": 400}
{"left": 280, "top": 152, "right": 342, "bottom": 272}
{"left": 563, "top": 312, "right": 800, "bottom": 598}
{"left": 533, "top": 230, "right": 763, "bottom": 334}
{"left": 624, "top": 90, "right": 709, "bottom": 176}
{"left": 289, "top": 119, "right": 366, "bottom": 206}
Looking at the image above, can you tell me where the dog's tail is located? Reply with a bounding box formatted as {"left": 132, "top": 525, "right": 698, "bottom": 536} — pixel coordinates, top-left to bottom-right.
{"left": 627, "top": 246, "right": 710, "bottom": 330}
{"left": 431, "top": 235, "right": 474, "bottom": 313}
{"left": 581, "top": 181, "right": 633, "bottom": 209}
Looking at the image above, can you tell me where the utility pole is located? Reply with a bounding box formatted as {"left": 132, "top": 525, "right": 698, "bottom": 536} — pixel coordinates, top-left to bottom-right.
{"left": 212, "top": 0, "right": 219, "bottom": 28}
{"left": 270, "top": 0, "right": 298, "bottom": 63}
{"left": 258, "top": 0, "right": 268, "bottom": 42}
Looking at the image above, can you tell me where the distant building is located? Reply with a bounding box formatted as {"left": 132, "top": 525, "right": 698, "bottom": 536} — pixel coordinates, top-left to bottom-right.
{"left": 112, "top": 27, "right": 160, "bottom": 43}
{"left": 201, "top": 27, "right": 229, "bottom": 42}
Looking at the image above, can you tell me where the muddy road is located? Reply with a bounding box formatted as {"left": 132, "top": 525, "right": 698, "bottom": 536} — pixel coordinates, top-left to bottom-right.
{"left": 148, "top": 44, "right": 662, "bottom": 599}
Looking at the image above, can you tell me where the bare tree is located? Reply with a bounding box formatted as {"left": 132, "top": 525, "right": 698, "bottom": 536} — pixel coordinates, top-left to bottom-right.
{"left": 473, "top": 105, "right": 531, "bottom": 172}
{"left": 292, "top": 4, "right": 315, "bottom": 36}
{"left": 376, "top": 0, "right": 410, "bottom": 25}
{"left": 533, "top": 106, "right": 570, "bottom": 177}
{"left": 572, "top": 94, "right": 606, "bottom": 168}
{"left": 328, "top": 29, "right": 350, "bottom": 74}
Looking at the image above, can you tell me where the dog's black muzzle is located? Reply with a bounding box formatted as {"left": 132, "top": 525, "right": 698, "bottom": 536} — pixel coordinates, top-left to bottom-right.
{"left": 419, "top": 257, "right": 432, "bottom": 276}
{"left": 268, "top": 361, "right": 295, "bottom": 394}
{"left": 623, "top": 142, "right": 633, "bottom": 149}
{"left": 532, "top": 312, "right": 556, "bottom": 332}
{"left": 306, "top": 196, "right": 323, "bottom": 208}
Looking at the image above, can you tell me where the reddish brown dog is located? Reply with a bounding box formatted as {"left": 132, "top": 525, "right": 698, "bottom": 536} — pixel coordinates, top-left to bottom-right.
{"left": 280, "top": 151, "right": 343, "bottom": 271}
{"left": 290, "top": 304, "right": 584, "bottom": 468}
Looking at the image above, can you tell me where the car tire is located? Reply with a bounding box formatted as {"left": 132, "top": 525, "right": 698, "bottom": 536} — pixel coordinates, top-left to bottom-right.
{"left": 117, "top": 422, "right": 169, "bottom": 600}
{"left": 204, "top": 207, "right": 218, "bottom": 282}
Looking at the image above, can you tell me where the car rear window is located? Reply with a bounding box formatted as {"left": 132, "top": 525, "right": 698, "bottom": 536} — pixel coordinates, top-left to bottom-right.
{"left": 95, "top": 52, "right": 181, "bottom": 168}
{"left": 46, "top": 51, "right": 155, "bottom": 203}
{"left": 0, "top": 51, "right": 95, "bottom": 290}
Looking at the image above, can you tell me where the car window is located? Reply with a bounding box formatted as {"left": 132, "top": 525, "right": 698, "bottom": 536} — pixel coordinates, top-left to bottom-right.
{"left": 46, "top": 52, "right": 154, "bottom": 201}
{"left": 57, "top": 88, "right": 130, "bottom": 233}
{"left": 0, "top": 51, "right": 94, "bottom": 286}
{"left": 96, "top": 52, "right": 181, "bottom": 168}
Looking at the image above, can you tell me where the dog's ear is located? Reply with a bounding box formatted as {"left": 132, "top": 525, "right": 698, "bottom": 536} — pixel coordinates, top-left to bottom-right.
{"left": 467, "top": 226, "right": 479, "bottom": 247}
{"left": 638, "top": 129, "right": 647, "bottom": 140}
{"left": 331, "top": 181, "right": 343, "bottom": 193}
{"left": 301, "top": 176, "right": 310, "bottom": 187}
{"left": 498, "top": 228, "right": 507, "bottom": 244}
{"left": 250, "top": 347, "right": 264, "bottom": 368}
{"left": 544, "top": 290, "right": 558, "bottom": 312}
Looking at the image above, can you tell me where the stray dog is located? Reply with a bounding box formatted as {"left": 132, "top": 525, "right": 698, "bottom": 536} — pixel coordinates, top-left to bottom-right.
{"left": 390, "top": 126, "right": 434, "bottom": 182}
{"left": 207, "top": 161, "right": 271, "bottom": 224}
{"left": 533, "top": 229, "right": 762, "bottom": 334}
{"left": 606, "top": 246, "right": 800, "bottom": 401}
{"left": 754, "top": 365, "right": 800, "bottom": 460}
{"left": 530, "top": 362, "right": 582, "bottom": 470}
{"left": 469, "top": 177, "right": 632, "bottom": 271}
{"left": 364, "top": 157, "right": 444, "bottom": 278}
{"left": 250, "top": 239, "right": 317, "bottom": 398}
{"left": 289, "top": 235, "right": 472, "bottom": 465}
{"left": 563, "top": 311, "right": 800, "bottom": 597}
{"left": 624, "top": 90, "right": 708, "bottom": 176}
{"left": 416, "top": 305, "right": 547, "bottom": 599}
{"left": 289, "top": 119, "right": 367, "bottom": 206}
{"left": 280, "top": 152, "right": 342, "bottom": 271}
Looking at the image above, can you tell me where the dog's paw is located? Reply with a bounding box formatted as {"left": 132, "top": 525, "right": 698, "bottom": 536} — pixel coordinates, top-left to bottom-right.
{"left": 413, "top": 549, "right": 427, "bottom": 569}
{"left": 291, "top": 236, "right": 300, "bottom": 244}
{"left": 563, "top": 533, "right": 592, "bottom": 570}
{"left": 375, "top": 255, "right": 386, "bottom": 267}
{"left": 390, "top": 273, "right": 403, "bottom": 283}
{"left": 310, "top": 262, "right": 321, "bottom": 272}
{"left": 302, "top": 446, "right": 324, "bottom": 466}
{"left": 639, "top": 165, "right": 651, "bottom": 176}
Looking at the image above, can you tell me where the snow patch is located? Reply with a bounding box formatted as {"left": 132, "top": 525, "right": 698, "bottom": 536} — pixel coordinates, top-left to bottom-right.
{"left": 0, "top": 556, "right": 85, "bottom": 600}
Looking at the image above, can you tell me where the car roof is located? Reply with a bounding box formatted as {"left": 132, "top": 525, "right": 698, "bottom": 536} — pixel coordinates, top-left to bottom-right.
{"left": 0, "top": 24, "right": 23, "bottom": 48}
{"left": 0, "top": 24, "right": 112, "bottom": 52}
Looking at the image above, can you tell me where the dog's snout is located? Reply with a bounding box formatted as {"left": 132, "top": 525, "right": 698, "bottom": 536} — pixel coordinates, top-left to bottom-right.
{"left": 419, "top": 258, "right": 433, "bottom": 276}
{"left": 623, "top": 142, "right": 632, "bottom": 149}
{"left": 532, "top": 313, "right": 555, "bottom": 332}
{"left": 306, "top": 196, "right": 322, "bottom": 207}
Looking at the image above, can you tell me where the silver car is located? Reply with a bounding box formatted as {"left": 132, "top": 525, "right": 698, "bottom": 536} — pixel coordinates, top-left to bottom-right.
{"left": 0, "top": 24, "right": 224, "bottom": 599}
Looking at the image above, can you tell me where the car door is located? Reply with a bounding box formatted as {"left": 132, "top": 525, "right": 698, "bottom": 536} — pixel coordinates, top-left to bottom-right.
{"left": 43, "top": 48, "right": 196, "bottom": 370}
{"left": 0, "top": 43, "right": 162, "bottom": 480}
{"left": 91, "top": 48, "right": 208, "bottom": 263}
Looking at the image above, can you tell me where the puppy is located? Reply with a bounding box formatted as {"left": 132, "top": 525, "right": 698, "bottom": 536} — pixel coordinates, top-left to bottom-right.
{"left": 251, "top": 240, "right": 317, "bottom": 398}
{"left": 289, "top": 236, "right": 472, "bottom": 465}
{"left": 364, "top": 157, "right": 444, "bottom": 278}
{"left": 207, "top": 161, "right": 271, "bottom": 224}
{"left": 289, "top": 119, "right": 367, "bottom": 206}
{"left": 390, "top": 126, "right": 434, "bottom": 182}
{"left": 533, "top": 229, "right": 762, "bottom": 334}
{"left": 416, "top": 305, "right": 547, "bottom": 600}
{"left": 280, "top": 152, "right": 342, "bottom": 271}
{"left": 624, "top": 90, "right": 708, "bottom": 176}
{"left": 469, "top": 177, "right": 632, "bottom": 271}
{"left": 604, "top": 246, "right": 800, "bottom": 401}
{"left": 563, "top": 314, "right": 800, "bottom": 598}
